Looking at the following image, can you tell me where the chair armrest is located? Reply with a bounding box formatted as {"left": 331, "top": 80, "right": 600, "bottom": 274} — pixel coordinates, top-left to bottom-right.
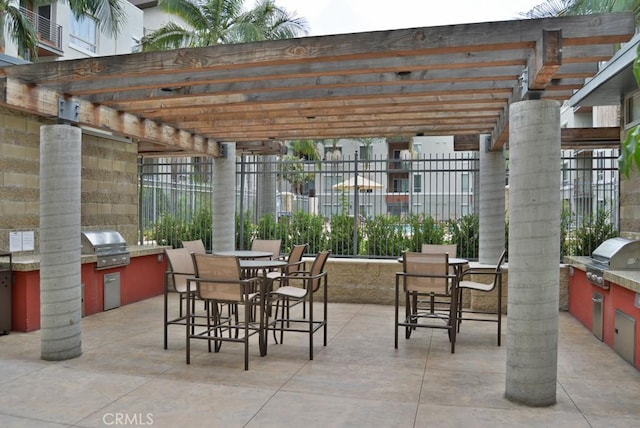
{"left": 396, "top": 271, "right": 457, "bottom": 280}
{"left": 459, "top": 267, "right": 500, "bottom": 280}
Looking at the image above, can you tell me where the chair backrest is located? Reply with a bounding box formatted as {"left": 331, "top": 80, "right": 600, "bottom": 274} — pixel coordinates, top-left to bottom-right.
{"left": 496, "top": 249, "right": 506, "bottom": 269}
{"left": 165, "top": 248, "right": 196, "bottom": 293}
{"left": 421, "top": 244, "right": 457, "bottom": 275}
{"left": 285, "top": 243, "right": 308, "bottom": 274}
{"left": 192, "top": 254, "right": 243, "bottom": 301}
{"left": 421, "top": 243, "right": 457, "bottom": 257}
{"left": 309, "top": 251, "right": 330, "bottom": 293}
{"left": 181, "top": 239, "right": 206, "bottom": 254}
{"left": 403, "top": 252, "right": 450, "bottom": 295}
{"left": 251, "top": 239, "right": 282, "bottom": 259}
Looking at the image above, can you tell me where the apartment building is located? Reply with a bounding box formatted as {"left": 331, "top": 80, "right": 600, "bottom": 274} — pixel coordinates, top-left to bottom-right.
{"left": 7, "top": 1, "right": 144, "bottom": 62}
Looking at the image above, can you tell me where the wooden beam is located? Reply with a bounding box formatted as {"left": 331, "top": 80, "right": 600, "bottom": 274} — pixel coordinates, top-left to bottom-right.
{"left": 3, "top": 14, "right": 632, "bottom": 86}
{"left": 560, "top": 127, "right": 620, "bottom": 148}
{"left": 0, "top": 77, "right": 223, "bottom": 157}
{"left": 453, "top": 134, "right": 481, "bottom": 151}
{"left": 529, "top": 29, "right": 563, "bottom": 92}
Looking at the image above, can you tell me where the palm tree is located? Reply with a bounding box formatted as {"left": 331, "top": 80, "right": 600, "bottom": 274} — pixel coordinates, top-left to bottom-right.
{"left": 521, "top": 0, "right": 640, "bottom": 20}
{"left": 140, "top": 0, "right": 309, "bottom": 51}
{"left": 1, "top": 0, "right": 125, "bottom": 60}
{"left": 0, "top": 0, "right": 39, "bottom": 57}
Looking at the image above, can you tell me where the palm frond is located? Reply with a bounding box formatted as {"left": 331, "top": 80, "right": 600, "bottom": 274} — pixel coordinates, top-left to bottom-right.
{"left": 68, "top": 0, "right": 126, "bottom": 35}
{"left": 141, "top": 22, "right": 194, "bottom": 51}
{"left": 4, "top": 4, "right": 39, "bottom": 58}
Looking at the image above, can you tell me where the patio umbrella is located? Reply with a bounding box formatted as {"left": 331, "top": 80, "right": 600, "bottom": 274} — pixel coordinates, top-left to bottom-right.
{"left": 332, "top": 175, "right": 383, "bottom": 191}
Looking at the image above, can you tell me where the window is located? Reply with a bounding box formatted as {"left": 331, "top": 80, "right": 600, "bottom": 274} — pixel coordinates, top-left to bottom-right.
{"left": 562, "top": 161, "right": 569, "bottom": 184}
{"left": 625, "top": 91, "right": 640, "bottom": 129}
{"left": 393, "top": 178, "right": 408, "bottom": 192}
{"left": 461, "top": 173, "right": 470, "bottom": 193}
{"left": 324, "top": 146, "right": 342, "bottom": 160}
{"left": 327, "top": 175, "right": 342, "bottom": 188}
{"left": 596, "top": 152, "right": 605, "bottom": 182}
{"left": 359, "top": 145, "right": 373, "bottom": 161}
{"left": 70, "top": 14, "right": 97, "bottom": 53}
{"left": 413, "top": 174, "right": 422, "bottom": 193}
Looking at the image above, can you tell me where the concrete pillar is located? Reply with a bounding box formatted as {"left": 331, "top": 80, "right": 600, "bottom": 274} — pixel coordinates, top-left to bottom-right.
{"left": 256, "top": 155, "right": 277, "bottom": 219}
{"left": 40, "top": 124, "right": 82, "bottom": 361}
{"left": 212, "top": 143, "right": 236, "bottom": 252}
{"left": 479, "top": 135, "right": 506, "bottom": 264}
{"left": 505, "top": 100, "right": 560, "bottom": 406}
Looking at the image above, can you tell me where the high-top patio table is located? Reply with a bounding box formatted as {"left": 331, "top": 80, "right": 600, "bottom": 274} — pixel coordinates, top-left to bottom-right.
{"left": 214, "top": 250, "right": 272, "bottom": 259}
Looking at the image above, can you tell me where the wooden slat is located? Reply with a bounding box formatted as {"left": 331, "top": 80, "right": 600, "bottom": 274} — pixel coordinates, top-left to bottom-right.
{"left": 0, "top": 13, "right": 633, "bottom": 154}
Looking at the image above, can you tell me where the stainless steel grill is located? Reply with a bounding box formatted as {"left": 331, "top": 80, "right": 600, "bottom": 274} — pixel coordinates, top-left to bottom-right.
{"left": 585, "top": 237, "right": 640, "bottom": 289}
{"left": 81, "top": 230, "right": 130, "bottom": 270}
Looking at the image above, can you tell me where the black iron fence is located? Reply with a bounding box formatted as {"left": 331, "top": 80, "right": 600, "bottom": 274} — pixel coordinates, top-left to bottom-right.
{"left": 138, "top": 149, "right": 619, "bottom": 260}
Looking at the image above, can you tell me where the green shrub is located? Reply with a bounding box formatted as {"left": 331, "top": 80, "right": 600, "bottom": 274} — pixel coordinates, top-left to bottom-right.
{"left": 405, "top": 214, "right": 444, "bottom": 252}
{"left": 575, "top": 209, "right": 617, "bottom": 256}
{"left": 363, "top": 215, "right": 408, "bottom": 256}
{"left": 235, "top": 211, "right": 256, "bottom": 250}
{"left": 447, "top": 213, "right": 479, "bottom": 259}
{"left": 328, "top": 214, "right": 360, "bottom": 255}
{"left": 289, "top": 211, "right": 326, "bottom": 254}
{"left": 150, "top": 213, "right": 189, "bottom": 248}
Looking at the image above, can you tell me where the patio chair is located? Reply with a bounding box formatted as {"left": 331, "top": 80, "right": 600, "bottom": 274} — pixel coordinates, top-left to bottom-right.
{"left": 266, "top": 243, "right": 308, "bottom": 317}
{"left": 251, "top": 239, "right": 283, "bottom": 260}
{"left": 187, "top": 254, "right": 262, "bottom": 370}
{"left": 395, "top": 252, "right": 458, "bottom": 353}
{"left": 164, "top": 248, "right": 197, "bottom": 350}
{"left": 268, "top": 251, "right": 330, "bottom": 360}
{"left": 266, "top": 243, "right": 307, "bottom": 283}
{"left": 181, "top": 239, "right": 206, "bottom": 254}
{"left": 418, "top": 244, "right": 459, "bottom": 313}
{"left": 456, "top": 249, "right": 506, "bottom": 346}
{"left": 421, "top": 243, "right": 457, "bottom": 257}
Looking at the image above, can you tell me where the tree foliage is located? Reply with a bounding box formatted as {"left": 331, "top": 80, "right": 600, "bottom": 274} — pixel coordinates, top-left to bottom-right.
{"left": 140, "top": 0, "right": 308, "bottom": 50}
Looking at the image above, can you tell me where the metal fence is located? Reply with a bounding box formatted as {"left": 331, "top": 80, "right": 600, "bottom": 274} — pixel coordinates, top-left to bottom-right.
{"left": 138, "top": 149, "right": 619, "bottom": 259}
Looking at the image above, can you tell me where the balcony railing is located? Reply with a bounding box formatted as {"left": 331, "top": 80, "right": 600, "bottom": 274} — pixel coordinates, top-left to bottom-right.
{"left": 21, "top": 7, "right": 63, "bottom": 53}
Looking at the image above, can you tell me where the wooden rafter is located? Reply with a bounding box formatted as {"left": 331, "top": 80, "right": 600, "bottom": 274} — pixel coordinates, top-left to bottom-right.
{"left": 0, "top": 13, "right": 634, "bottom": 156}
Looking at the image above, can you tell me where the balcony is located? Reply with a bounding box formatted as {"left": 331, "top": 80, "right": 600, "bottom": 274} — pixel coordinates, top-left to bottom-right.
{"left": 21, "top": 7, "right": 63, "bottom": 57}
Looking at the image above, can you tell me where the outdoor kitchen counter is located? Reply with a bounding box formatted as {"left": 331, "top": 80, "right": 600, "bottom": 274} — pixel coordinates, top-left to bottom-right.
{"left": 8, "top": 245, "right": 169, "bottom": 271}
{"left": 564, "top": 255, "right": 640, "bottom": 293}
{"left": 8, "top": 245, "right": 169, "bottom": 332}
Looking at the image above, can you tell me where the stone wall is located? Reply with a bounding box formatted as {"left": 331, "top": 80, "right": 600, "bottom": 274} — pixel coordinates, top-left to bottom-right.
{"left": 322, "top": 257, "right": 569, "bottom": 311}
{"left": 621, "top": 168, "right": 640, "bottom": 240}
{"left": 0, "top": 110, "right": 138, "bottom": 253}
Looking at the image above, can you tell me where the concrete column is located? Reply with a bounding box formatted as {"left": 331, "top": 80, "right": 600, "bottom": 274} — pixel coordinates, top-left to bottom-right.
{"left": 256, "top": 155, "right": 277, "bottom": 219}
{"left": 40, "top": 124, "right": 82, "bottom": 361}
{"left": 505, "top": 100, "right": 560, "bottom": 406}
{"left": 479, "top": 135, "right": 506, "bottom": 264}
{"left": 212, "top": 143, "right": 236, "bottom": 252}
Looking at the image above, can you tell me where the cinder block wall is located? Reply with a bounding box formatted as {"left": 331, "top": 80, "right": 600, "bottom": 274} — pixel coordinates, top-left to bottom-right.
{"left": 0, "top": 110, "right": 138, "bottom": 253}
{"left": 323, "top": 258, "right": 569, "bottom": 312}
{"left": 621, "top": 168, "right": 640, "bottom": 240}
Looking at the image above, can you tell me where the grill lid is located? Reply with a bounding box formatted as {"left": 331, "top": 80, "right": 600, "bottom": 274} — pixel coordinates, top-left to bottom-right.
{"left": 591, "top": 237, "right": 640, "bottom": 270}
{"left": 81, "top": 230, "right": 127, "bottom": 254}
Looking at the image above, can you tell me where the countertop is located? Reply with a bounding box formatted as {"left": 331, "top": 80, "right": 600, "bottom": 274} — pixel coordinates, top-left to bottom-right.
{"left": 8, "top": 245, "right": 169, "bottom": 272}
{"left": 564, "top": 255, "right": 640, "bottom": 293}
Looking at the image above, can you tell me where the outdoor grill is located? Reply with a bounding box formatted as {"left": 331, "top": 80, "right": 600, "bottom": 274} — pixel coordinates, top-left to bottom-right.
{"left": 585, "top": 237, "right": 640, "bottom": 289}
{"left": 81, "top": 230, "right": 131, "bottom": 270}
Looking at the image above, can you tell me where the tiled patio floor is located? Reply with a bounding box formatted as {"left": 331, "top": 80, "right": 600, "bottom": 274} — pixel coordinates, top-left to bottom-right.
{"left": 1, "top": 296, "right": 639, "bottom": 427}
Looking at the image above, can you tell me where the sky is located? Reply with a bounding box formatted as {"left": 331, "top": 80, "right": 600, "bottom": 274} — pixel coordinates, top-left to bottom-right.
{"left": 275, "top": 0, "right": 547, "bottom": 36}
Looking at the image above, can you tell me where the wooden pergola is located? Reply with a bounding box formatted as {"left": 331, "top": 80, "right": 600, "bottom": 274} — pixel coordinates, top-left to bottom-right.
{"left": 0, "top": 13, "right": 634, "bottom": 157}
